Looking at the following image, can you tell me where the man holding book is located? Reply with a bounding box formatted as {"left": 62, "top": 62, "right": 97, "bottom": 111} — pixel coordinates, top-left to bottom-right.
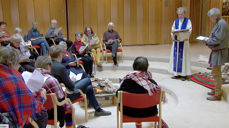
{"left": 169, "top": 7, "right": 192, "bottom": 81}
{"left": 203, "top": 8, "right": 229, "bottom": 101}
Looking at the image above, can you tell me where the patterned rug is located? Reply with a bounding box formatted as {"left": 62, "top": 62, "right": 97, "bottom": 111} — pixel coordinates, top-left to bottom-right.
{"left": 190, "top": 73, "right": 215, "bottom": 89}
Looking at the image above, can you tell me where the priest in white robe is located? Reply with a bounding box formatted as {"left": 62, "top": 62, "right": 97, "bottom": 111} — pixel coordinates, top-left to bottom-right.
{"left": 169, "top": 7, "right": 192, "bottom": 81}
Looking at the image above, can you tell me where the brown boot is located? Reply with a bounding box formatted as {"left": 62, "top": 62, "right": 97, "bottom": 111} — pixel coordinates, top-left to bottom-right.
{"left": 207, "top": 95, "right": 221, "bottom": 101}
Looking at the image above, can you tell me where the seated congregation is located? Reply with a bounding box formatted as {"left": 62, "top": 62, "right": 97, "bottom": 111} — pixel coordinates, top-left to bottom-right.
{"left": 0, "top": 20, "right": 165, "bottom": 128}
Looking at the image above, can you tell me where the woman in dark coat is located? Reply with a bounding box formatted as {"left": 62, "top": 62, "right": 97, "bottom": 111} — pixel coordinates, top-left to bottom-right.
{"left": 59, "top": 41, "right": 87, "bottom": 79}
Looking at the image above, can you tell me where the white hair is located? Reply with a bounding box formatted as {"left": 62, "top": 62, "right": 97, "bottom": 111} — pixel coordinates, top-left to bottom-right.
{"left": 177, "top": 7, "right": 186, "bottom": 14}
{"left": 0, "top": 46, "right": 20, "bottom": 66}
{"left": 51, "top": 19, "right": 57, "bottom": 24}
{"left": 11, "top": 34, "right": 21, "bottom": 42}
{"left": 59, "top": 41, "right": 66, "bottom": 46}
{"left": 14, "top": 27, "right": 22, "bottom": 34}
{"left": 208, "top": 8, "right": 221, "bottom": 17}
{"left": 108, "top": 22, "right": 114, "bottom": 27}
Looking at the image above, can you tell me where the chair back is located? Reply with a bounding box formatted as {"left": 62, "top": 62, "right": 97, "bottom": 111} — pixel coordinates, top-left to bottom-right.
{"left": 44, "top": 93, "right": 55, "bottom": 109}
{"left": 121, "top": 91, "right": 161, "bottom": 108}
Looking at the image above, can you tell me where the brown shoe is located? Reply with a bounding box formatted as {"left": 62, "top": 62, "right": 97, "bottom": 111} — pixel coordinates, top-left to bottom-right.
{"left": 97, "top": 63, "right": 102, "bottom": 67}
{"left": 207, "top": 92, "right": 215, "bottom": 96}
{"left": 207, "top": 95, "right": 221, "bottom": 101}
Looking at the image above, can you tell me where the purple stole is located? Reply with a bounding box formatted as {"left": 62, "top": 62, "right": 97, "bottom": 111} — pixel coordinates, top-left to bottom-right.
{"left": 173, "top": 18, "right": 189, "bottom": 73}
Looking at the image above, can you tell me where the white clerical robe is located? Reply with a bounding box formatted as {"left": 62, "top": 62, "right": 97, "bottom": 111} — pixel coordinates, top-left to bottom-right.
{"left": 168, "top": 18, "right": 192, "bottom": 76}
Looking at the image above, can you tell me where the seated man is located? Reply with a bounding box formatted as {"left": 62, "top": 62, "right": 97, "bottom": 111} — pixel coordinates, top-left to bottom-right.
{"left": 49, "top": 45, "right": 111, "bottom": 117}
{"left": 27, "top": 22, "right": 50, "bottom": 56}
{"left": 103, "top": 22, "right": 122, "bottom": 66}
{"left": 0, "top": 21, "right": 11, "bottom": 46}
{"left": 45, "top": 19, "right": 72, "bottom": 46}
{"left": 117, "top": 56, "right": 160, "bottom": 117}
{"left": 10, "top": 34, "right": 35, "bottom": 73}
{"left": 0, "top": 46, "right": 47, "bottom": 128}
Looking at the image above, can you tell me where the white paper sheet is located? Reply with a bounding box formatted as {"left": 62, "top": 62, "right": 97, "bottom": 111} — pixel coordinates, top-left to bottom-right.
{"left": 26, "top": 70, "right": 46, "bottom": 92}
{"left": 69, "top": 72, "right": 83, "bottom": 83}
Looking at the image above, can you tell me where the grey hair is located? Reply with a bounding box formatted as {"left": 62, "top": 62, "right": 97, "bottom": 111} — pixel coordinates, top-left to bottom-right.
{"left": 177, "top": 7, "right": 186, "bottom": 14}
{"left": 35, "top": 56, "right": 52, "bottom": 69}
{"left": 59, "top": 41, "right": 67, "bottom": 46}
{"left": 51, "top": 19, "right": 57, "bottom": 23}
{"left": 32, "top": 21, "right": 38, "bottom": 25}
{"left": 133, "top": 56, "right": 149, "bottom": 72}
{"left": 75, "top": 32, "right": 81, "bottom": 36}
{"left": 11, "top": 34, "right": 21, "bottom": 43}
{"left": 14, "top": 27, "right": 22, "bottom": 34}
{"left": 208, "top": 8, "right": 221, "bottom": 17}
{"left": 0, "top": 46, "right": 20, "bottom": 66}
{"left": 108, "top": 22, "right": 114, "bottom": 27}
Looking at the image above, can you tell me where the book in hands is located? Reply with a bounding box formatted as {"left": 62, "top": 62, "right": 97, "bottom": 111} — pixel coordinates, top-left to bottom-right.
{"left": 196, "top": 36, "right": 209, "bottom": 42}
{"left": 79, "top": 44, "right": 88, "bottom": 53}
{"left": 69, "top": 72, "right": 83, "bottom": 83}
{"left": 172, "top": 29, "right": 189, "bottom": 33}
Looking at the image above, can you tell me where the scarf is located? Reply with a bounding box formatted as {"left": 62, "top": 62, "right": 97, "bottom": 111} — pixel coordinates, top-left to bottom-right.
{"left": 121, "top": 71, "right": 161, "bottom": 96}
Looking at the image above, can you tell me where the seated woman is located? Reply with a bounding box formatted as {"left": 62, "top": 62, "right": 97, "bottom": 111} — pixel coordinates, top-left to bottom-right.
{"left": 0, "top": 21, "right": 11, "bottom": 46}
{"left": 27, "top": 22, "right": 49, "bottom": 56}
{"left": 0, "top": 46, "right": 47, "bottom": 128}
{"left": 59, "top": 41, "right": 88, "bottom": 79}
{"left": 72, "top": 32, "right": 94, "bottom": 78}
{"left": 117, "top": 56, "right": 161, "bottom": 118}
{"left": 10, "top": 34, "right": 35, "bottom": 73}
{"left": 82, "top": 26, "right": 102, "bottom": 67}
{"left": 14, "top": 27, "right": 39, "bottom": 60}
{"left": 35, "top": 56, "right": 75, "bottom": 128}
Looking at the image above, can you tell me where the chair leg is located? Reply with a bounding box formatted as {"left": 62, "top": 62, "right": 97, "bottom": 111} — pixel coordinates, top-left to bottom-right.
{"left": 84, "top": 100, "right": 88, "bottom": 122}
{"left": 154, "top": 122, "right": 157, "bottom": 128}
{"left": 106, "top": 53, "right": 108, "bottom": 63}
{"left": 136, "top": 122, "right": 142, "bottom": 128}
{"left": 117, "top": 107, "right": 119, "bottom": 128}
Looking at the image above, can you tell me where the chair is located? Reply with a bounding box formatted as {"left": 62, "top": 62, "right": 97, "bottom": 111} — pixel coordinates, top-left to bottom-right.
{"left": 117, "top": 90, "right": 165, "bottom": 128}
{"left": 44, "top": 93, "right": 76, "bottom": 128}
{"left": 24, "top": 35, "right": 41, "bottom": 55}
{"left": 28, "top": 117, "right": 39, "bottom": 128}
{"left": 61, "top": 83, "right": 88, "bottom": 122}
{"left": 101, "top": 38, "right": 123, "bottom": 63}
{"left": 46, "top": 37, "right": 56, "bottom": 46}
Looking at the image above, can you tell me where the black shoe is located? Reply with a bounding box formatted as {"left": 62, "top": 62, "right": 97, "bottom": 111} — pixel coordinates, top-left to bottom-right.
{"left": 171, "top": 76, "right": 181, "bottom": 79}
{"left": 94, "top": 109, "right": 111, "bottom": 116}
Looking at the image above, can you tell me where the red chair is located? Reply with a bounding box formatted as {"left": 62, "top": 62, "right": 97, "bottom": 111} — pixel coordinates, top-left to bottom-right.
{"left": 102, "top": 38, "right": 123, "bottom": 63}
{"left": 117, "top": 90, "right": 165, "bottom": 128}
{"left": 44, "top": 93, "right": 76, "bottom": 128}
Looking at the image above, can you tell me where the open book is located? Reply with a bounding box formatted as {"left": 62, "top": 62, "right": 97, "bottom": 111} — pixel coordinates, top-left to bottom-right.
{"left": 22, "top": 40, "right": 32, "bottom": 46}
{"left": 79, "top": 44, "right": 88, "bottom": 53}
{"left": 22, "top": 70, "right": 46, "bottom": 93}
{"left": 196, "top": 36, "right": 209, "bottom": 42}
{"left": 69, "top": 72, "right": 83, "bottom": 83}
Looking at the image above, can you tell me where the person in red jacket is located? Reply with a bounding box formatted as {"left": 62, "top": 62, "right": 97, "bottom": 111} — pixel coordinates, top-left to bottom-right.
{"left": 0, "top": 21, "right": 11, "bottom": 46}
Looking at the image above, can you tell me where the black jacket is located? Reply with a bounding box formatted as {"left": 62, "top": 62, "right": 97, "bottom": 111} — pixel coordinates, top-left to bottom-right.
{"left": 116, "top": 79, "right": 158, "bottom": 117}
{"left": 51, "top": 60, "right": 75, "bottom": 91}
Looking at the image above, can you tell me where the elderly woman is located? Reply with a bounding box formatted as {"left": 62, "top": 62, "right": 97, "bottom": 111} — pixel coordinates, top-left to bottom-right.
{"left": 14, "top": 27, "right": 38, "bottom": 60}
{"left": 117, "top": 56, "right": 161, "bottom": 117}
{"left": 10, "top": 34, "right": 35, "bottom": 73}
{"left": 82, "top": 26, "right": 102, "bottom": 67}
{"left": 35, "top": 56, "right": 75, "bottom": 128}
{"left": 0, "top": 46, "right": 47, "bottom": 128}
{"left": 0, "top": 21, "right": 11, "bottom": 46}
{"left": 27, "top": 22, "right": 49, "bottom": 56}
{"left": 203, "top": 8, "right": 229, "bottom": 101}
{"left": 103, "top": 22, "right": 122, "bottom": 66}
{"left": 46, "top": 19, "right": 72, "bottom": 46}
{"left": 59, "top": 41, "right": 88, "bottom": 79}
{"left": 169, "top": 7, "right": 192, "bottom": 81}
{"left": 72, "top": 32, "right": 94, "bottom": 77}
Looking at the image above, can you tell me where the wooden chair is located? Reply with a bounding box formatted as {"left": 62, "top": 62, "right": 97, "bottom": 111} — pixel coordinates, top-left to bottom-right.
{"left": 46, "top": 37, "right": 56, "bottom": 46}
{"left": 43, "top": 93, "right": 76, "bottom": 128}
{"left": 117, "top": 90, "right": 165, "bottom": 128}
{"left": 24, "top": 35, "right": 41, "bottom": 55}
{"left": 101, "top": 38, "right": 123, "bottom": 63}
{"left": 61, "top": 83, "right": 88, "bottom": 122}
{"left": 28, "top": 117, "right": 39, "bottom": 128}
